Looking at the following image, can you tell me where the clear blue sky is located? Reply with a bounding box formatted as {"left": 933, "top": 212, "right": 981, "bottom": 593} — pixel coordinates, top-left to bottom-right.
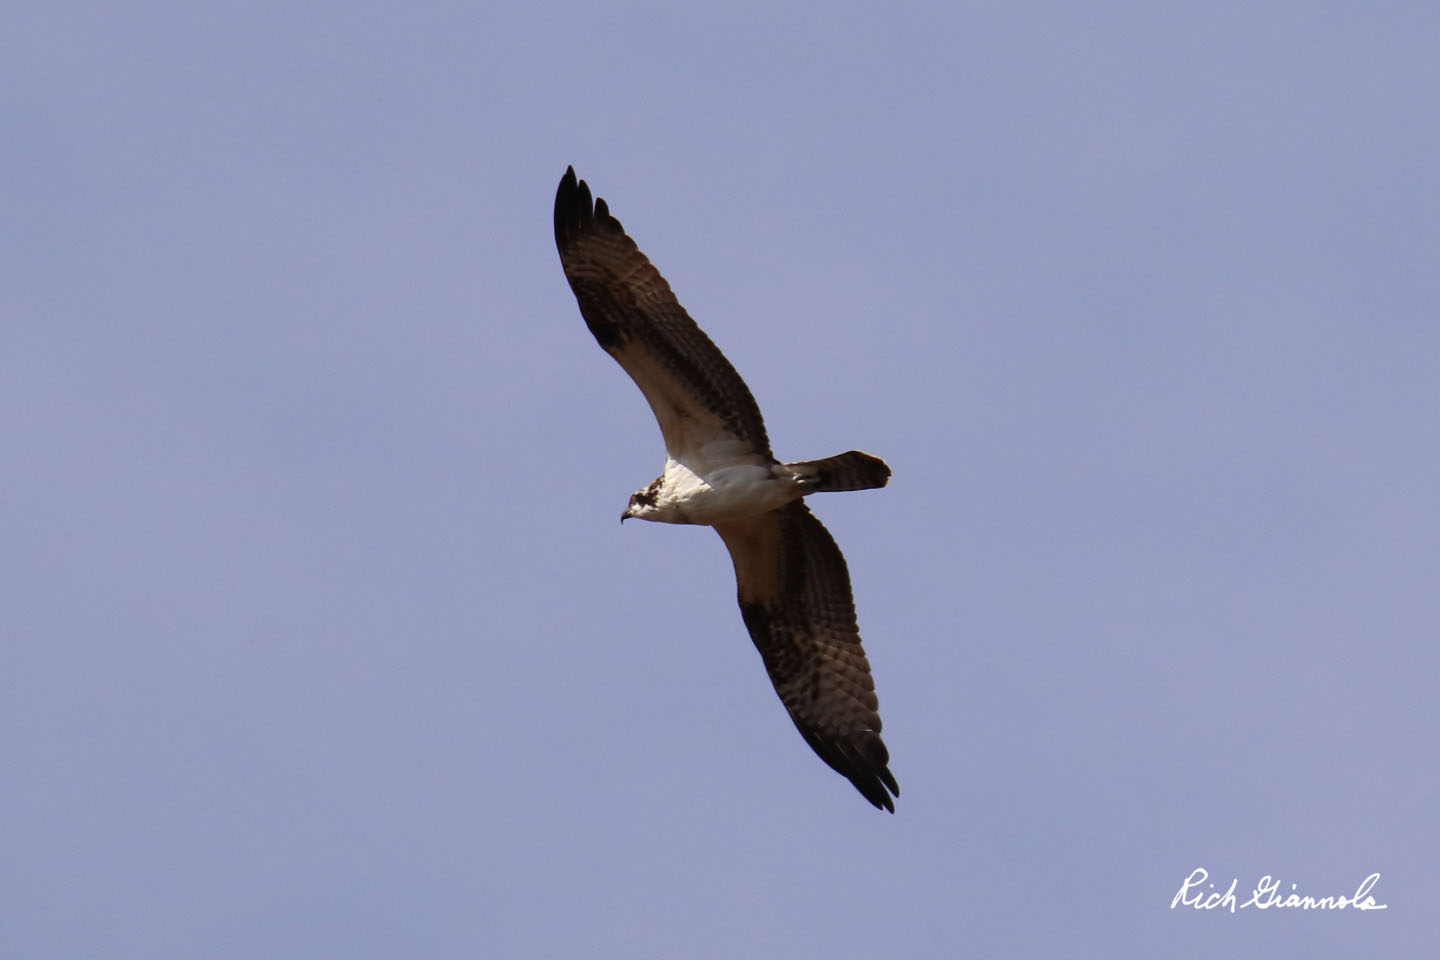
{"left": 4, "top": 2, "right": 1436, "bottom": 956}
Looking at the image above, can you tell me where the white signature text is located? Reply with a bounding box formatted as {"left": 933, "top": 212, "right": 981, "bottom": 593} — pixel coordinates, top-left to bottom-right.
{"left": 1170, "top": 867, "right": 1388, "bottom": 912}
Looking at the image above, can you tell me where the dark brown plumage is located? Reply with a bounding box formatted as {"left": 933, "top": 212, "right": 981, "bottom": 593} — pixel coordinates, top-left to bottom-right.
{"left": 554, "top": 166, "right": 898, "bottom": 811}
{"left": 554, "top": 166, "right": 772, "bottom": 458}
{"left": 717, "top": 502, "right": 898, "bottom": 810}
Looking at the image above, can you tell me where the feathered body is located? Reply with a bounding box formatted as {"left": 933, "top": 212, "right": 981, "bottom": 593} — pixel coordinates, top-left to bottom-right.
{"left": 554, "top": 167, "right": 898, "bottom": 811}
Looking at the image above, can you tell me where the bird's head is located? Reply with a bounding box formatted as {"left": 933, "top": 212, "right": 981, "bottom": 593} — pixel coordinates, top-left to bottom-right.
{"left": 621, "top": 479, "right": 663, "bottom": 523}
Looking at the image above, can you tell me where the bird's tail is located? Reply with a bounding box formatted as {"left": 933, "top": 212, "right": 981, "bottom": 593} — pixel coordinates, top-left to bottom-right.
{"left": 781, "top": 451, "right": 891, "bottom": 493}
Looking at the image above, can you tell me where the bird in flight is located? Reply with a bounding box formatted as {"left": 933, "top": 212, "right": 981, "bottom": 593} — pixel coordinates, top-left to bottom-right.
{"left": 554, "top": 167, "right": 899, "bottom": 811}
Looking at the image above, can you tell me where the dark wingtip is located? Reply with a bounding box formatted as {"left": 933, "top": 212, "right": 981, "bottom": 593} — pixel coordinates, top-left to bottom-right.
{"left": 554, "top": 165, "right": 592, "bottom": 253}
{"left": 854, "top": 756, "right": 900, "bottom": 813}
{"left": 554, "top": 166, "right": 624, "bottom": 254}
{"left": 859, "top": 782, "right": 897, "bottom": 813}
{"left": 877, "top": 769, "right": 900, "bottom": 813}
{"left": 849, "top": 732, "right": 899, "bottom": 812}
{"left": 801, "top": 726, "right": 899, "bottom": 812}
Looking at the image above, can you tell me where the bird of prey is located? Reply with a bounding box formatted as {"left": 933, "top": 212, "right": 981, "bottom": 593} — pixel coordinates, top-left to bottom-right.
{"left": 554, "top": 167, "right": 899, "bottom": 811}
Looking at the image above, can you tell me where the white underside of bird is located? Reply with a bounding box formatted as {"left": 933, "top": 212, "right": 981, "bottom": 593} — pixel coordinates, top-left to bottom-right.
{"left": 623, "top": 454, "right": 807, "bottom": 525}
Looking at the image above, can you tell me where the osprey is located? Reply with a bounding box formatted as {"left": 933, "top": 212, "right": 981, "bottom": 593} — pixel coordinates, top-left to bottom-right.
{"left": 554, "top": 167, "right": 899, "bottom": 811}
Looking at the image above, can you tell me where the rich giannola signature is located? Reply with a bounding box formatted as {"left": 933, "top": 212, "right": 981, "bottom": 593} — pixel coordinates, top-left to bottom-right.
{"left": 1170, "top": 867, "right": 1388, "bottom": 912}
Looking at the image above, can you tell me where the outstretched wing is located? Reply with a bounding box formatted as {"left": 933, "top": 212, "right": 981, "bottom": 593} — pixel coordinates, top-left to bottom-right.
{"left": 554, "top": 167, "right": 772, "bottom": 460}
{"left": 715, "top": 502, "right": 899, "bottom": 811}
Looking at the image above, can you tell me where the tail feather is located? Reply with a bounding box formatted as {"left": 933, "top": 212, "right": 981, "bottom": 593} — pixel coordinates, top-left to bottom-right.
{"left": 783, "top": 451, "right": 891, "bottom": 492}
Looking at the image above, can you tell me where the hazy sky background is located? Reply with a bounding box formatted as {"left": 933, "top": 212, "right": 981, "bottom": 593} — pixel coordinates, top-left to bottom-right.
{"left": 4, "top": 2, "right": 1437, "bottom": 956}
